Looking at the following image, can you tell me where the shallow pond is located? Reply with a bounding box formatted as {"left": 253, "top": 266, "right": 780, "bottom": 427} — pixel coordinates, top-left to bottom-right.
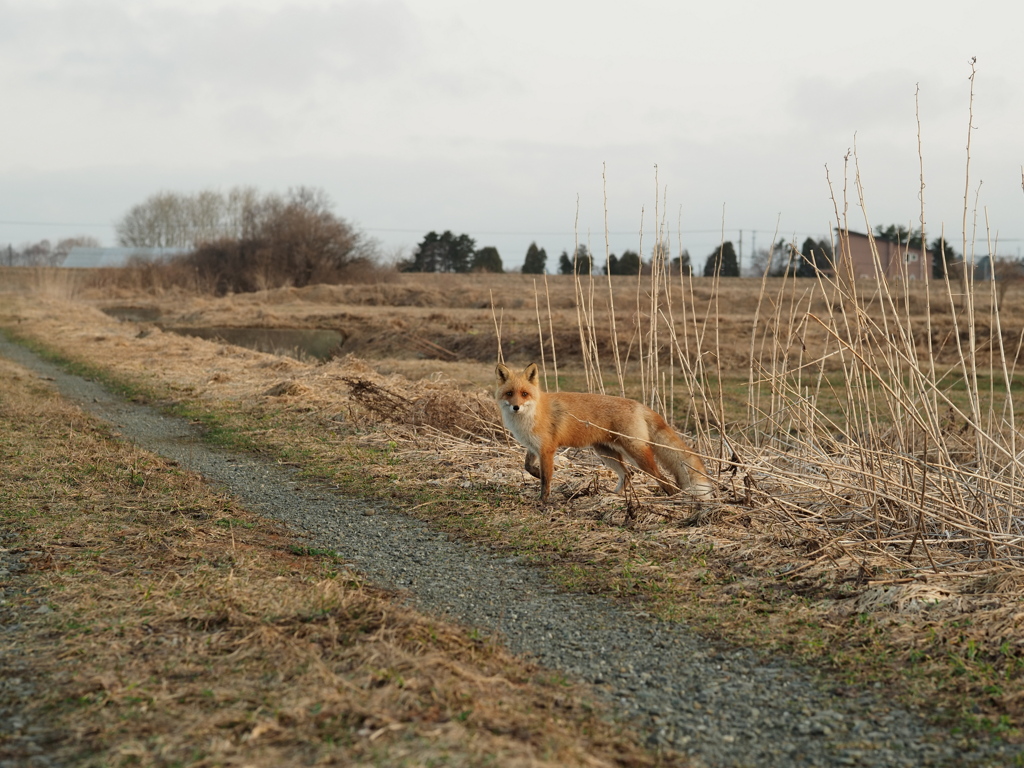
{"left": 163, "top": 326, "right": 345, "bottom": 361}
{"left": 99, "top": 308, "right": 345, "bottom": 361}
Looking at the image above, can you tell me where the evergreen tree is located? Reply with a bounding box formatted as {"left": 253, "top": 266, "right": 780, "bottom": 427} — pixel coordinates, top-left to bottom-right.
{"left": 671, "top": 250, "right": 692, "bottom": 276}
{"left": 447, "top": 232, "right": 476, "bottom": 273}
{"left": 471, "top": 246, "right": 503, "bottom": 273}
{"left": 616, "top": 249, "right": 642, "bottom": 275}
{"left": 605, "top": 253, "right": 618, "bottom": 275}
{"left": 559, "top": 245, "right": 592, "bottom": 275}
{"left": 573, "top": 244, "right": 593, "bottom": 275}
{"left": 522, "top": 242, "right": 547, "bottom": 274}
{"left": 403, "top": 230, "right": 442, "bottom": 272}
{"left": 772, "top": 239, "right": 800, "bottom": 277}
{"left": 874, "top": 224, "right": 922, "bottom": 249}
{"left": 797, "top": 237, "right": 833, "bottom": 277}
{"left": 931, "top": 236, "right": 958, "bottom": 279}
{"left": 404, "top": 230, "right": 477, "bottom": 272}
{"left": 815, "top": 239, "right": 834, "bottom": 271}
{"left": 702, "top": 241, "right": 739, "bottom": 277}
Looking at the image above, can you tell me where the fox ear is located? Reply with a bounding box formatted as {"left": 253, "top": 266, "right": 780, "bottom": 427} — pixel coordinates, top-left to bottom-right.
{"left": 524, "top": 363, "right": 539, "bottom": 383}
{"left": 496, "top": 363, "right": 510, "bottom": 383}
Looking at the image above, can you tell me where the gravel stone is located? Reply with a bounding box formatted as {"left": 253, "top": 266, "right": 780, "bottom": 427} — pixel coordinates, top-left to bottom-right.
{"left": 1, "top": 334, "right": 1020, "bottom": 767}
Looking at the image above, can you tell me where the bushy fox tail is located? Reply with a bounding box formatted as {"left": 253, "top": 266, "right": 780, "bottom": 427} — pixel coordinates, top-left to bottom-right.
{"left": 650, "top": 423, "right": 713, "bottom": 496}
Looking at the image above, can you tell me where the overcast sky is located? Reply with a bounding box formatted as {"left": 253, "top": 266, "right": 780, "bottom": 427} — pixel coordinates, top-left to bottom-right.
{"left": 2, "top": 0, "right": 1022, "bottom": 271}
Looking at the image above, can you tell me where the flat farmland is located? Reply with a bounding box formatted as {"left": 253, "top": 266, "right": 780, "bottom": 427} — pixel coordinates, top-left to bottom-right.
{"left": 4, "top": 266, "right": 1024, "bottom": 757}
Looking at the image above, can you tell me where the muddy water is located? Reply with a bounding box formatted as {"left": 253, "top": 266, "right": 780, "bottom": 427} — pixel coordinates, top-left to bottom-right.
{"left": 100, "top": 307, "right": 345, "bottom": 360}
{"left": 163, "top": 326, "right": 345, "bottom": 361}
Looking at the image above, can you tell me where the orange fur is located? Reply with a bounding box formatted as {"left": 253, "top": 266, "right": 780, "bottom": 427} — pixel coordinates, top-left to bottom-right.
{"left": 495, "top": 363, "right": 711, "bottom": 503}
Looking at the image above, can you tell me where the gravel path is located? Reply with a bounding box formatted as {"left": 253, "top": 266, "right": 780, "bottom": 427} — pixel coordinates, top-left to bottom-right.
{"left": 1, "top": 335, "right": 1018, "bottom": 767}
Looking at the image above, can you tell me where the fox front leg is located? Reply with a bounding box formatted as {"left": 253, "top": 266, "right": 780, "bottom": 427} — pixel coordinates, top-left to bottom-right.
{"left": 524, "top": 451, "right": 542, "bottom": 479}
{"left": 524, "top": 451, "right": 553, "bottom": 504}
{"left": 537, "top": 447, "right": 556, "bottom": 503}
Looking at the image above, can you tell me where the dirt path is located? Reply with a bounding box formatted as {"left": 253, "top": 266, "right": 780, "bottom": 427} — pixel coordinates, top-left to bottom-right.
{"left": 0, "top": 333, "right": 1016, "bottom": 767}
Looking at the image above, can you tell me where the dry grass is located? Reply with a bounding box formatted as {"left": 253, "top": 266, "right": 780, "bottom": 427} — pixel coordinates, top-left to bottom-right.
{"left": 0, "top": 355, "right": 668, "bottom": 767}
{"left": 4, "top": 267, "right": 1024, "bottom": 739}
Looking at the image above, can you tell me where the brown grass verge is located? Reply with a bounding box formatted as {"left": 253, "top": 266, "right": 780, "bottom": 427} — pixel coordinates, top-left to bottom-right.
{"left": 3, "top": 286, "right": 1024, "bottom": 743}
{"left": 0, "top": 355, "right": 670, "bottom": 767}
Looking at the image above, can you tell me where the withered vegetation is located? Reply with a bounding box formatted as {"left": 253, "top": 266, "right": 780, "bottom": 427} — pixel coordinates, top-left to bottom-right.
{"left": 3, "top": 265, "right": 1024, "bottom": 742}
{"left": 0, "top": 355, "right": 665, "bottom": 767}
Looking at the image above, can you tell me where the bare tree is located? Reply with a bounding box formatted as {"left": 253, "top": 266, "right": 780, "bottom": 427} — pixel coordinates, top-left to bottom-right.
{"left": 0, "top": 236, "right": 101, "bottom": 266}
{"left": 116, "top": 191, "right": 188, "bottom": 248}
{"left": 116, "top": 188, "right": 259, "bottom": 248}
{"left": 20, "top": 239, "right": 52, "bottom": 266}
{"left": 112, "top": 186, "right": 377, "bottom": 293}
{"left": 190, "top": 189, "right": 226, "bottom": 244}
{"left": 224, "top": 186, "right": 267, "bottom": 240}
{"left": 181, "top": 187, "right": 373, "bottom": 294}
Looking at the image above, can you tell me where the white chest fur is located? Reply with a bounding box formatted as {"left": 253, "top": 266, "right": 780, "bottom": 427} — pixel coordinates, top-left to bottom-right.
{"left": 498, "top": 400, "right": 541, "bottom": 454}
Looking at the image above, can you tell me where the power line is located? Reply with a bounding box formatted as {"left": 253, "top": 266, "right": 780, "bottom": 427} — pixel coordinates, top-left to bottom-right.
{"left": 0, "top": 219, "right": 111, "bottom": 228}
{"left": 361, "top": 227, "right": 730, "bottom": 236}
{"left": 5, "top": 219, "right": 1021, "bottom": 243}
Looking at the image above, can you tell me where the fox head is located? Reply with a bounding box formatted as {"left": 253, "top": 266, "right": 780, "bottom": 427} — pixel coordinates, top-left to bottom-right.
{"left": 495, "top": 362, "right": 540, "bottom": 414}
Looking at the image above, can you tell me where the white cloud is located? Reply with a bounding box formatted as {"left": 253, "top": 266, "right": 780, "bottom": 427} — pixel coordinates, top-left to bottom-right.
{"left": 1, "top": 0, "right": 1023, "bottom": 263}
{"left": 2, "top": 0, "right": 419, "bottom": 104}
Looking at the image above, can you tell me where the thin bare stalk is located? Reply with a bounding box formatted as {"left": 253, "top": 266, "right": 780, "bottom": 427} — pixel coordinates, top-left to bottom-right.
{"left": 543, "top": 273, "right": 559, "bottom": 391}
{"left": 533, "top": 279, "right": 549, "bottom": 390}
{"left": 602, "top": 163, "right": 625, "bottom": 395}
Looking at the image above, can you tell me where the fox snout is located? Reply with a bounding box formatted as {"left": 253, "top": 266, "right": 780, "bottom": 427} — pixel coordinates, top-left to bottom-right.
{"left": 500, "top": 397, "right": 531, "bottom": 416}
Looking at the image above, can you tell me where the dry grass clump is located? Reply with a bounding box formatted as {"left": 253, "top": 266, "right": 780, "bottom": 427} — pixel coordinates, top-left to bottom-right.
{"left": 342, "top": 373, "right": 503, "bottom": 441}
{"left": 0, "top": 266, "right": 89, "bottom": 301}
{"left": 738, "top": 270, "right": 1024, "bottom": 568}
{"left": 0, "top": 357, "right": 664, "bottom": 767}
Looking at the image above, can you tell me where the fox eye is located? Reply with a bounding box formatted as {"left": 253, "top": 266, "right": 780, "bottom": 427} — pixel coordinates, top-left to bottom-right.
{"left": 505, "top": 391, "right": 513, "bottom": 398}
{"left": 520, "top": 391, "right": 529, "bottom": 398}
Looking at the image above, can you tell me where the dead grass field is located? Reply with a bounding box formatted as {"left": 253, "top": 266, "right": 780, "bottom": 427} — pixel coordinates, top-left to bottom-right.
{"left": 0, "top": 354, "right": 664, "bottom": 767}
{"left": 3, "top": 266, "right": 1024, "bottom": 745}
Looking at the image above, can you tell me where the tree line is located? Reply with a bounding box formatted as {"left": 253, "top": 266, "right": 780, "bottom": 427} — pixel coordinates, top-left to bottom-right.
{"left": 397, "top": 226, "right": 971, "bottom": 279}
{"left": 6, "top": 200, "right": 975, "bottom": 292}
{"left": 400, "top": 235, "right": 732, "bottom": 277}
{"left": 397, "top": 231, "right": 503, "bottom": 273}
{"left": 1, "top": 236, "right": 100, "bottom": 267}
{"left": 400, "top": 235, "right": 837, "bottom": 278}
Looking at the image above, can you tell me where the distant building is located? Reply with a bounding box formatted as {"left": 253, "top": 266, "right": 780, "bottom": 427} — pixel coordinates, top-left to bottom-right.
{"left": 834, "top": 229, "right": 934, "bottom": 281}
{"left": 60, "top": 246, "right": 188, "bottom": 268}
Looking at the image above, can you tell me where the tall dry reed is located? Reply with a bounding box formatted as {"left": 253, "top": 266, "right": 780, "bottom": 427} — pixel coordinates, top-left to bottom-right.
{"left": 527, "top": 63, "right": 1024, "bottom": 573}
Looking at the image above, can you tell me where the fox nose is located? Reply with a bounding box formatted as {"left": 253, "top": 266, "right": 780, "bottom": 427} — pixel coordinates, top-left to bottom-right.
{"left": 511, "top": 405, "right": 520, "bottom": 411}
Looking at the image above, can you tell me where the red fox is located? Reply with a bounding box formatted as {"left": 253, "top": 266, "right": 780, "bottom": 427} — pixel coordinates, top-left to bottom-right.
{"left": 495, "top": 363, "right": 712, "bottom": 503}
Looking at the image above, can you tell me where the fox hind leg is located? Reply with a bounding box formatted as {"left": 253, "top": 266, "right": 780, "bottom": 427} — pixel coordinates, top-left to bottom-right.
{"left": 594, "top": 444, "right": 630, "bottom": 494}
{"left": 624, "top": 441, "right": 679, "bottom": 495}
